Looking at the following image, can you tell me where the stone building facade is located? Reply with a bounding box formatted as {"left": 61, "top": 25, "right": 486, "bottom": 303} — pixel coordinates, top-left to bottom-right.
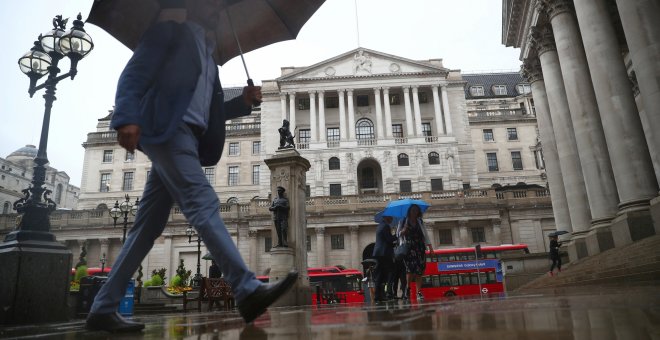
{"left": 1, "top": 145, "right": 79, "bottom": 214}
{"left": 1, "top": 49, "right": 557, "bottom": 286}
{"left": 503, "top": 0, "right": 660, "bottom": 261}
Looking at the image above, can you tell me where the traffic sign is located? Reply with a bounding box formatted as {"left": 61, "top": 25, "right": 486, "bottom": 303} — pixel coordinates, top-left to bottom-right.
{"left": 481, "top": 288, "right": 488, "bottom": 294}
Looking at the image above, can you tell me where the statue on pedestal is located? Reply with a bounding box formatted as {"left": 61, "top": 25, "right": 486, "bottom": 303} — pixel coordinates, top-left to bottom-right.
{"left": 269, "top": 186, "right": 290, "bottom": 247}
{"left": 278, "top": 119, "right": 296, "bottom": 149}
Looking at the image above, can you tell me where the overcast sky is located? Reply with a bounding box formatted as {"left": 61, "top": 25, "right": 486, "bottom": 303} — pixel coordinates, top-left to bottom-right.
{"left": 0, "top": 0, "right": 521, "bottom": 187}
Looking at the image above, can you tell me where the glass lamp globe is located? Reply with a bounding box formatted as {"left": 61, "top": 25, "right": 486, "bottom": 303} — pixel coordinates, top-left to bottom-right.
{"left": 59, "top": 14, "right": 94, "bottom": 58}
{"left": 40, "top": 28, "right": 65, "bottom": 55}
{"left": 18, "top": 47, "right": 51, "bottom": 76}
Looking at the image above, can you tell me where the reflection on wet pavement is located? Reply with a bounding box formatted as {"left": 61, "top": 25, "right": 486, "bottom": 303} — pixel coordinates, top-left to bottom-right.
{"left": 1, "top": 287, "right": 659, "bottom": 339}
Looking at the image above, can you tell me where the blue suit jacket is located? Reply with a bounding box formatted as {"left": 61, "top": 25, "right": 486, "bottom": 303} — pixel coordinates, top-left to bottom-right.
{"left": 111, "top": 21, "right": 251, "bottom": 166}
{"left": 373, "top": 222, "right": 397, "bottom": 258}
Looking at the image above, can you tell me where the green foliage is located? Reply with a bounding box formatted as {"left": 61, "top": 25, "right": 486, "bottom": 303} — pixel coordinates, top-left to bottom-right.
{"left": 170, "top": 275, "right": 183, "bottom": 287}
{"left": 144, "top": 274, "right": 164, "bottom": 287}
{"left": 175, "top": 259, "right": 192, "bottom": 287}
{"left": 74, "top": 265, "right": 88, "bottom": 281}
{"left": 151, "top": 268, "right": 167, "bottom": 283}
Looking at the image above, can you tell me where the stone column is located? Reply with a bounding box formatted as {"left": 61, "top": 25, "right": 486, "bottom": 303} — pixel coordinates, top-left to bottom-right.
{"left": 318, "top": 91, "right": 326, "bottom": 143}
{"left": 402, "top": 86, "right": 415, "bottom": 136}
{"left": 432, "top": 85, "right": 445, "bottom": 135}
{"left": 492, "top": 219, "right": 502, "bottom": 245}
{"left": 539, "top": 0, "right": 619, "bottom": 256}
{"left": 315, "top": 227, "right": 325, "bottom": 267}
{"left": 382, "top": 87, "right": 393, "bottom": 137}
{"left": 248, "top": 230, "right": 258, "bottom": 271}
{"left": 528, "top": 28, "right": 594, "bottom": 242}
{"left": 573, "top": 0, "right": 658, "bottom": 215}
{"left": 440, "top": 85, "right": 454, "bottom": 135}
{"left": 412, "top": 86, "right": 423, "bottom": 136}
{"left": 288, "top": 92, "right": 296, "bottom": 132}
{"left": 349, "top": 225, "right": 360, "bottom": 269}
{"left": 458, "top": 220, "right": 469, "bottom": 246}
{"left": 616, "top": 0, "right": 660, "bottom": 185}
{"left": 338, "top": 89, "right": 347, "bottom": 140}
{"left": 308, "top": 91, "right": 317, "bottom": 142}
{"left": 280, "top": 93, "right": 287, "bottom": 122}
{"left": 521, "top": 57, "right": 574, "bottom": 239}
{"left": 373, "top": 88, "right": 384, "bottom": 138}
{"left": 347, "top": 89, "right": 356, "bottom": 140}
{"left": 163, "top": 234, "right": 173, "bottom": 282}
{"left": 264, "top": 149, "right": 311, "bottom": 306}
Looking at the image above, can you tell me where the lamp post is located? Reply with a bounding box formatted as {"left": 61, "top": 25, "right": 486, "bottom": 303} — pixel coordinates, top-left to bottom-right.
{"left": 100, "top": 253, "right": 107, "bottom": 276}
{"left": 0, "top": 13, "right": 93, "bottom": 325}
{"left": 110, "top": 195, "right": 139, "bottom": 243}
{"left": 186, "top": 226, "right": 203, "bottom": 288}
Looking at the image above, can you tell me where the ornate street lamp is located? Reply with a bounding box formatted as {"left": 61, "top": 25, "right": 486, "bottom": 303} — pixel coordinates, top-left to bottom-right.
{"left": 114, "top": 194, "right": 139, "bottom": 243}
{"left": 100, "top": 253, "right": 107, "bottom": 275}
{"left": 1, "top": 13, "right": 94, "bottom": 325}
{"left": 186, "top": 226, "right": 203, "bottom": 288}
{"left": 110, "top": 200, "right": 121, "bottom": 229}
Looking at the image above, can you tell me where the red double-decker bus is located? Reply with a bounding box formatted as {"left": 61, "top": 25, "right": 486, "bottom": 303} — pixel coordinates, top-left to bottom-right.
{"left": 258, "top": 266, "right": 364, "bottom": 305}
{"left": 410, "top": 244, "right": 529, "bottom": 300}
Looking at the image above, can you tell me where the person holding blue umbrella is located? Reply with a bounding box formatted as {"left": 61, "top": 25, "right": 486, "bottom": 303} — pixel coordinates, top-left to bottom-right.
{"left": 396, "top": 204, "right": 433, "bottom": 301}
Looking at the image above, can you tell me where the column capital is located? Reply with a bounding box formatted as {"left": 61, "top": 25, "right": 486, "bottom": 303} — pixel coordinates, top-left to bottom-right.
{"left": 411, "top": 86, "right": 419, "bottom": 92}
{"left": 440, "top": 84, "right": 448, "bottom": 89}
{"left": 315, "top": 226, "right": 325, "bottom": 235}
{"left": 529, "top": 24, "right": 556, "bottom": 56}
{"left": 248, "top": 230, "right": 258, "bottom": 238}
{"left": 373, "top": 87, "right": 382, "bottom": 92}
{"left": 318, "top": 90, "right": 325, "bottom": 97}
{"left": 521, "top": 57, "right": 544, "bottom": 83}
{"left": 457, "top": 220, "right": 469, "bottom": 227}
{"left": 349, "top": 225, "right": 359, "bottom": 233}
{"left": 288, "top": 91, "right": 296, "bottom": 97}
{"left": 280, "top": 93, "right": 287, "bottom": 100}
{"left": 491, "top": 218, "right": 502, "bottom": 227}
{"left": 308, "top": 90, "right": 317, "bottom": 95}
{"left": 402, "top": 85, "right": 411, "bottom": 90}
{"left": 382, "top": 87, "right": 390, "bottom": 93}
{"left": 537, "top": 0, "right": 574, "bottom": 21}
{"left": 99, "top": 238, "right": 110, "bottom": 245}
{"left": 431, "top": 84, "right": 439, "bottom": 90}
{"left": 346, "top": 89, "right": 354, "bottom": 95}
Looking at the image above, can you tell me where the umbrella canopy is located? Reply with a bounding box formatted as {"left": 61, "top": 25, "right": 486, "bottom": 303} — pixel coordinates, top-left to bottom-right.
{"left": 87, "top": 0, "right": 326, "bottom": 66}
{"left": 548, "top": 230, "right": 569, "bottom": 237}
{"left": 382, "top": 199, "right": 430, "bottom": 219}
{"left": 202, "top": 252, "right": 214, "bottom": 260}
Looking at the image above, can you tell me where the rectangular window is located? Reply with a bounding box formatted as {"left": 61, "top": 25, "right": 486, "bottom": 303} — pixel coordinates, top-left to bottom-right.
{"left": 325, "top": 97, "right": 339, "bottom": 108}
{"left": 483, "top": 129, "right": 494, "bottom": 142}
{"left": 122, "top": 172, "right": 134, "bottom": 191}
{"left": 298, "top": 129, "right": 311, "bottom": 144}
{"left": 418, "top": 92, "right": 428, "bottom": 103}
{"left": 356, "top": 95, "right": 369, "bottom": 107}
{"left": 389, "top": 93, "right": 401, "bottom": 105}
{"left": 103, "top": 150, "right": 113, "bottom": 163}
{"left": 463, "top": 183, "right": 471, "bottom": 190}
{"left": 399, "top": 180, "right": 412, "bottom": 193}
{"left": 204, "top": 167, "right": 215, "bottom": 185}
{"left": 331, "top": 234, "right": 345, "bottom": 250}
{"left": 252, "top": 141, "right": 261, "bottom": 155}
{"left": 329, "top": 183, "right": 342, "bottom": 197}
{"left": 265, "top": 237, "right": 272, "bottom": 252}
{"left": 422, "top": 123, "right": 432, "bottom": 137}
{"left": 327, "top": 127, "right": 340, "bottom": 141}
{"left": 431, "top": 178, "right": 443, "bottom": 191}
{"left": 493, "top": 85, "right": 507, "bottom": 95}
{"left": 306, "top": 235, "right": 311, "bottom": 252}
{"left": 100, "top": 173, "right": 111, "bottom": 192}
{"left": 438, "top": 229, "right": 453, "bottom": 245}
{"left": 228, "top": 142, "right": 239, "bottom": 156}
{"left": 517, "top": 84, "right": 531, "bottom": 94}
{"left": 470, "top": 86, "right": 485, "bottom": 96}
{"left": 228, "top": 166, "right": 239, "bottom": 186}
{"left": 392, "top": 124, "right": 403, "bottom": 138}
{"left": 252, "top": 165, "right": 260, "bottom": 185}
{"left": 511, "top": 151, "right": 523, "bottom": 170}
{"left": 471, "top": 227, "right": 486, "bottom": 243}
{"left": 298, "top": 98, "right": 310, "bottom": 110}
{"left": 305, "top": 185, "right": 311, "bottom": 198}
{"left": 507, "top": 128, "right": 518, "bottom": 141}
{"left": 125, "top": 151, "right": 135, "bottom": 162}
{"left": 487, "top": 153, "right": 499, "bottom": 172}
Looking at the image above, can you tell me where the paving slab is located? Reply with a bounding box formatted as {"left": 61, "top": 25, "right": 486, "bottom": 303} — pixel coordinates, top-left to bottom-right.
{"left": 1, "top": 286, "right": 659, "bottom": 339}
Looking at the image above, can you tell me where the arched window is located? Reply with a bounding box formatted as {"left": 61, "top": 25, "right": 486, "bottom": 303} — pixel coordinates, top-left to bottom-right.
{"left": 96, "top": 203, "right": 108, "bottom": 210}
{"left": 3, "top": 202, "right": 10, "bottom": 214}
{"left": 355, "top": 118, "right": 374, "bottom": 140}
{"left": 55, "top": 184, "right": 63, "bottom": 204}
{"left": 428, "top": 152, "right": 440, "bottom": 165}
{"left": 329, "top": 157, "right": 340, "bottom": 170}
{"left": 397, "top": 153, "right": 409, "bottom": 166}
{"left": 227, "top": 197, "right": 239, "bottom": 204}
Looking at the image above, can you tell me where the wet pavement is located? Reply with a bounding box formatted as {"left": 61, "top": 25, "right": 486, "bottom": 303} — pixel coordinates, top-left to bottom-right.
{"left": 1, "top": 286, "right": 659, "bottom": 339}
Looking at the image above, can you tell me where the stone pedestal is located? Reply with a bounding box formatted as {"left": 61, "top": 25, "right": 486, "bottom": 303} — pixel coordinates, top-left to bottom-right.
{"left": 264, "top": 149, "right": 311, "bottom": 307}
{"left": 0, "top": 237, "right": 72, "bottom": 324}
{"left": 611, "top": 208, "right": 656, "bottom": 248}
{"left": 651, "top": 196, "right": 660, "bottom": 236}
{"left": 567, "top": 232, "right": 588, "bottom": 262}
{"left": 585, "top": 221, "right": 615, "bottom": 256}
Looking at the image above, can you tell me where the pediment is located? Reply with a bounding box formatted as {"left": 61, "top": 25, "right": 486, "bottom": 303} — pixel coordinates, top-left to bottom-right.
{"left": 278, "top": 48, "right": 448, "bottom": 82}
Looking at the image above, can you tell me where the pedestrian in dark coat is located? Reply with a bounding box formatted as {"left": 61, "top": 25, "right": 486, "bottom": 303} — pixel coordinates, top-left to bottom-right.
{"left": 372, "top": 211, "right": 397, "bottom": 302}
{"left": 549, "top": 235, "right": 562, "bottom": 276}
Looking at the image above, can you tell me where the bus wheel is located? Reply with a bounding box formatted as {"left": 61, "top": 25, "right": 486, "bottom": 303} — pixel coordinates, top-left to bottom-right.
{"left": 444, "top": 291, "right": 456, "bottom": 297}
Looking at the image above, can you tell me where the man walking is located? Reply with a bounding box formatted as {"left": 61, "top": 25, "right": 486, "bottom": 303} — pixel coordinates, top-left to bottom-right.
{"left": 372, "top": 211, "right": 397, "bottom": 302}
{"left": 86, "top": 0, "right": 297, "bottom": 332}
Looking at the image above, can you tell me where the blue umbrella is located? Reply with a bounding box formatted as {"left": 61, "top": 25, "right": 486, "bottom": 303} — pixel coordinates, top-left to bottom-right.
{"left": 382, "top": 199, "right": 430, "bottom": 219}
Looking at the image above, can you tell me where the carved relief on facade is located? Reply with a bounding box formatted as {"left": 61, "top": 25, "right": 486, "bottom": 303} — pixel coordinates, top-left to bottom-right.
{"left": 353, "top": 50, "right": 372, "bottom": 74}
{"left": 272, "top": 168, "right": 290, "bottom": 188}
{"left": 528, "top": 24, "right": 556, "bottom": 56}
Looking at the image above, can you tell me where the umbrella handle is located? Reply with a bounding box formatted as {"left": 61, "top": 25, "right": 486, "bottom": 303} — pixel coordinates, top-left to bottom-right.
{"left": 248, "top": 79, "right": 254, "bottom": 87}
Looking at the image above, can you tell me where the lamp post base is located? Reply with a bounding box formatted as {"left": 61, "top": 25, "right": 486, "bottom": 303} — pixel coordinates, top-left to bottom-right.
{"left": 0, "top": 238, "right": 72, "bottom": 325}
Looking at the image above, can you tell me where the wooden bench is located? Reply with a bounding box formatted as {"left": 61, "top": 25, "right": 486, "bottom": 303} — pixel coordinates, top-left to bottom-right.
{"left": 183, "top": 278, "right": 234, "bottom": 312}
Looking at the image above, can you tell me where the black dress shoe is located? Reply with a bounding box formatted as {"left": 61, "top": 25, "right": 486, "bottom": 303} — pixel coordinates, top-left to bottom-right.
{"left": 86, "top": 312, "right": 144, "bottom": 332}
{"left": 238, "top": 270, "right": 298, "bottom": 323}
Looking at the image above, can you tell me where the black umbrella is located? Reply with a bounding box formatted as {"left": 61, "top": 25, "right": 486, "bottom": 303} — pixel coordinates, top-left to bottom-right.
{"left": 87, "top": 0, "right": 326, "bottom": 84}
{"left": 549, "top": 230, "right": 569, "bottom": 237}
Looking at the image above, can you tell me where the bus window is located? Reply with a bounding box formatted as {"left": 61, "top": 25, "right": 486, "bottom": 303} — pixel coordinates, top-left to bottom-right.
{"left": 440, "top": 255, "right": 449, "bottom": 262}
{"left": 439, "top": 275, "right": 452, "bottom": 286}
{"left": 422, "top": 275, "right": 433, "bottom": 288}
{"left": 450, "top": 274, "right": 460, "bottom": 286}
{"left": 448, "top": 255, "right": 456, "bottom": 261}
{"left": 486, "top": 271, "right": 496, "bottom": 284}
{"left": 467, "top": 254, "right": 476, "bottom": 260}
{"left": 432, "top": 275, "right": 440, "bottom": 287}
{"left": 485, "top": 253, "right": 497, "bottom": 259}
